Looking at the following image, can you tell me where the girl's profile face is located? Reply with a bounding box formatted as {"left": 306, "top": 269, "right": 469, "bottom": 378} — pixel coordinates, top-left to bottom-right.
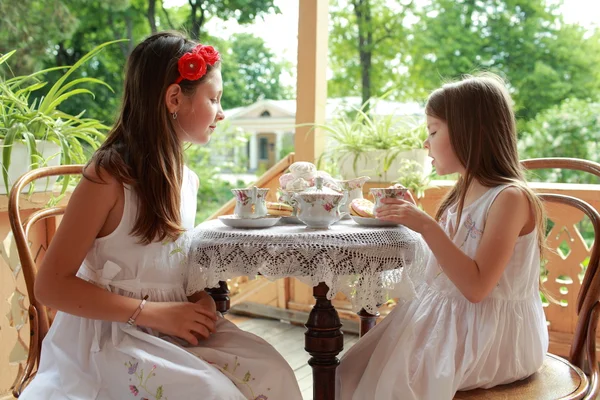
{"left": 175, "top": 70, "right": 225, "bottom": 145}
{"left": 424, "top": 115, "right": 463, "bottom": 176}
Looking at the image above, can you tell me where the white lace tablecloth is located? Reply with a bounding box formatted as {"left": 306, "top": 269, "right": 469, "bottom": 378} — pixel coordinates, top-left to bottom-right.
{"left": 186, "top": 219, "right": 428, "bottom": 313}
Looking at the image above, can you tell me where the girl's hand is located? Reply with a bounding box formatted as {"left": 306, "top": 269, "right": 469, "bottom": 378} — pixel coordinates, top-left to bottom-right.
{"left": 376, "top": 198, "right": 435, "bottom": 234}
{"left": 187, "top": 290, "right": 216, "bottom": 310}
{"left": 138, "top": 299, "right": 218, "bottom": 345}
{"left": 189, "top": 290, "right": 217, "bottom": 315}
{"left": 188, "top": 291, "right": 218, "bottom": 342}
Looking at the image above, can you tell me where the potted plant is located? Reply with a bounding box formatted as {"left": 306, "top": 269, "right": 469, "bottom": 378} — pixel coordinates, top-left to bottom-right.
{"left": 394, "top": 159, "right": 433, "bottom": 200}
{"left": 0, "top": 41, "right": 120, "bottom": 194}
{"left": 314, "top": 97, "right": 431, "bottom": 182}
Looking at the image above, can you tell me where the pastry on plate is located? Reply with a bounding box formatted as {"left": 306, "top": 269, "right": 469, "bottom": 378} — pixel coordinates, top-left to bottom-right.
{"left": 266, "top": 202, "right": 294, "bottom": 217}
{"left": 350, "top": 198, "right": 375, "bottom": 218}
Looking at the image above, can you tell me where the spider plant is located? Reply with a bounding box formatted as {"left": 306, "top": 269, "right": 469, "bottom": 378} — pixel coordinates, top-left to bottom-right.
{"left": 0, "top": 40, "right": 124, "bottom": 193}
{"left": 304, "top": 97, "right": 426, "bottom": 179}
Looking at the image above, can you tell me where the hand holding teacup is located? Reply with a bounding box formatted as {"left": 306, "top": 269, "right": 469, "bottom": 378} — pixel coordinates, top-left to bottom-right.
{"left": 371, "top": 184, "right": 432, "bottom": 233}
{"left": 386, "top": 183, "right": 416, "bottom": 204}
{"left": 369, "top": 186, "right": 410, "bottom": 214}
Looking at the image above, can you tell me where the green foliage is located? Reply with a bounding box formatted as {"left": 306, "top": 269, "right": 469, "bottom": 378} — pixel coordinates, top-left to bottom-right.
{"left": 0, "top": 0, "right": 78, "bottom": 74}
{"left": 514, "top": 26, "right": 600, "bottom": 120}
{"left": 35, "top": 0, "right": 150, "bottom": 125}
{"left": 191, "top": 0, "right": 279, "bottom": 25}
{"left": 314, "top": 97, "right": 426, "bottom": 176}
{"left": 185, "top": 121, "right": 251, "bottom": 222}
{"left": 185, "top": 0, "right": 280, "bottom": 39}
{"left": 406, "top": 0, "right": 600, "bottom": 120}
{"left": 0, "top": 0, "right": 287, "bottom": 126}
{"left": 0, "top": 42, "right": 119, "bottom": 192}
{"left": 328, "top": 0, "right": 415, "bottom": 102}
{"left": 18, "top": 2, "right": 290, "bottom": 123}
{"left": 520, "top": 98, "right": 600, "bottom": 183}
{"left": 278, "top": 133, "right": 294, "bottom": 160}
{"left": 213, "top": 33, "right": 293, "bottom": 110}
{"left": 329, "top": 0, "right": 600, "bottom": 123}
{"left": 394, "top": 159, "right": 433, "bottom": 199}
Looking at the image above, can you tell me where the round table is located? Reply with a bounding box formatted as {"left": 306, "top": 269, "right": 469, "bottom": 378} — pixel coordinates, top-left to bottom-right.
{"left": 187, "top": 219, "right": 427, "bottom": 400}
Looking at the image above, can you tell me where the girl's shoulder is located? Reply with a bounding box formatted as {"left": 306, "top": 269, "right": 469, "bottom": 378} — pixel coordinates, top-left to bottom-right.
{"left": 485, "top": 185, "right": 535, "bottom": 235}
{"left": 487, "top": 185, "right": 531, "bottom": 212}
{"left": 83, "top": 160, "right": 123, "bottom": 189}
{"left": 80, "top": 161, "right": 124, "bottom": 200}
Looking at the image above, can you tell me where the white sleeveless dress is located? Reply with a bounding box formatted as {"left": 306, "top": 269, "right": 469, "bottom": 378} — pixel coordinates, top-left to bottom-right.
{"left": 21, "top": 167, "right": 302, "bottom": 400}
{"left": 336, "top": 185, "right": 549, "bottom": 400}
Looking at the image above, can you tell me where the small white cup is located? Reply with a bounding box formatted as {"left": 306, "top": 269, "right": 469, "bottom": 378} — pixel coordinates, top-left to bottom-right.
{"left": 369, "top": 187, "right": 409, "bottom": 214}
{"left": 231, "top": 187, "right": 269, "bottom": 218}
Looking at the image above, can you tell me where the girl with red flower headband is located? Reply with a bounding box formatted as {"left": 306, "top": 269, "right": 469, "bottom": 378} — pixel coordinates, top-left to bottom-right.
{"left": 21, "top": 31, "right": 302, "bottom": 400}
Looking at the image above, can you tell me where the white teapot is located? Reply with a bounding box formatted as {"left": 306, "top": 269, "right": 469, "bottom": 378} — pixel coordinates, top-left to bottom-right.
{"left": 293, "top": 177, "right": 347, "bottom": 229}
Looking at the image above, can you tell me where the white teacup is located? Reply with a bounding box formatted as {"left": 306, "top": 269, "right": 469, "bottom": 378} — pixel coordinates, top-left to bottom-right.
{"left": 231, "top": 187, "right": 269, "bottom": 219}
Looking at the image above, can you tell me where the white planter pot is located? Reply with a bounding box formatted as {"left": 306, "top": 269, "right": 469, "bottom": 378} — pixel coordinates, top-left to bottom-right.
{"left": 338, "top": 148, "right": 432, "bottom": 182}
{"left": 0, "top": 140, "right": 62, "bottom": 194}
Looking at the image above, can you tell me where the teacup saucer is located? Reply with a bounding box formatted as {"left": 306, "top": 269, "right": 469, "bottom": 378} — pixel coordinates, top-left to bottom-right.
{"left": 218, "top": 215, "right": 281, "bottom": 229}
{"left": 351, "top": 215, "right": 399, "bottom": 227}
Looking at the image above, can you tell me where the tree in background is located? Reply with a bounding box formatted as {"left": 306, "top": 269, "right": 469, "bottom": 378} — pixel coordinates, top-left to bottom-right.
{"left": 328, "top": 0, "right": 600, "bottom": 123}
{"left": 216, "top": 33, "right": 293, "bottom": 110}
{"left": 409, "top": 0, "right": 600, "bottom": 120}
{"left": 34, "top": 0, "right": 149, "bottom": 124}
{"left": 0, "top": 0, "right": 78, "bottom": 74}
{"left": 514, "top": 26, "right": 600, "bottom": 120}
{"left": 185, "top": 121, "right": 250, "bottom": 222}
{"left": 185, "top": 0, "right": 278, "bottom": 39}
{"left": 0, "top": 0, "right": 291, "bottom": 124}
{"left": 520, "top": 98, "right": 600, "bottom": 183}
{"left": 328, "top": 0, "right": 415, "bottom": 108}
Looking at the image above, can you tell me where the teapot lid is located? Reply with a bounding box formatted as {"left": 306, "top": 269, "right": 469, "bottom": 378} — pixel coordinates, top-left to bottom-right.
{"left": 300, "top": 177, "right": 343, "bottom": 196}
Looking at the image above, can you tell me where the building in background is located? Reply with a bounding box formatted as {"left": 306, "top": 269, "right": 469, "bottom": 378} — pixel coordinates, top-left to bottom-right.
{"left": 210, "top": 97, "right": 424, "bottom": 175}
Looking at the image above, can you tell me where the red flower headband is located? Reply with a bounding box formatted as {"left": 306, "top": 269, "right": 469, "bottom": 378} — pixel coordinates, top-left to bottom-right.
{"left": 174, "top": 44, "right": 220, "bottom": 85}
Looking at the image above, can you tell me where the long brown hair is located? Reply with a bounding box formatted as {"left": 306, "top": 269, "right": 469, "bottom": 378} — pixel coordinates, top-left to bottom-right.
{"left": 86, "top": 31, "right": 220, "bottom": 244}
{"left": 427, "top": 73, "right": 546, "bottom": 253}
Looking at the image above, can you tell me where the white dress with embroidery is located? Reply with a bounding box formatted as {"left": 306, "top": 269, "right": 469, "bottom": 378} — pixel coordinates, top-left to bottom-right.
{"left": 21, "top": 167, "right": 302, "bottom": 400}
{"left": 336, "top": 185, "right": 549, "bottom": 400}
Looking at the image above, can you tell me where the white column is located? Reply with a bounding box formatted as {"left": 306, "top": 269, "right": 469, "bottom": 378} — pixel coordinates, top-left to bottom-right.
{"left": 275, "top": 131, "right": 283, "bottom": 161}
{"left": 249, "top": 134, "right": 258, "bottom": 171}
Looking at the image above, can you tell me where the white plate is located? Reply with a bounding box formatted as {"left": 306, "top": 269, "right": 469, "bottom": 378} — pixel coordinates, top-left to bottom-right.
{"left": 218, "top": 215, "right": 281, "bottom": 229}
{"left": 280, "top": 216, "right": 304, "bottom": 225}
{"left": 351, "top": 215, "right": 399, "bottom": 227}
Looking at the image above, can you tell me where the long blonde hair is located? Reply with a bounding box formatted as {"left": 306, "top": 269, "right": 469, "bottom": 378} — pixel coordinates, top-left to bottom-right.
{"left": 427, "top": 73, "right": 546, "bottom": 254}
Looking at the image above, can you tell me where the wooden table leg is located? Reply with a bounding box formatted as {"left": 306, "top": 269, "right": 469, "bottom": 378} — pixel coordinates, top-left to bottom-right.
{"left": 358, "top": 308, "right": 379, "bottom": 337}
{"left": 305, "top": 282, "right": 344, "bottom": 400}
{"left": 206, "top": 281, "right": 230, "bottom": 314}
